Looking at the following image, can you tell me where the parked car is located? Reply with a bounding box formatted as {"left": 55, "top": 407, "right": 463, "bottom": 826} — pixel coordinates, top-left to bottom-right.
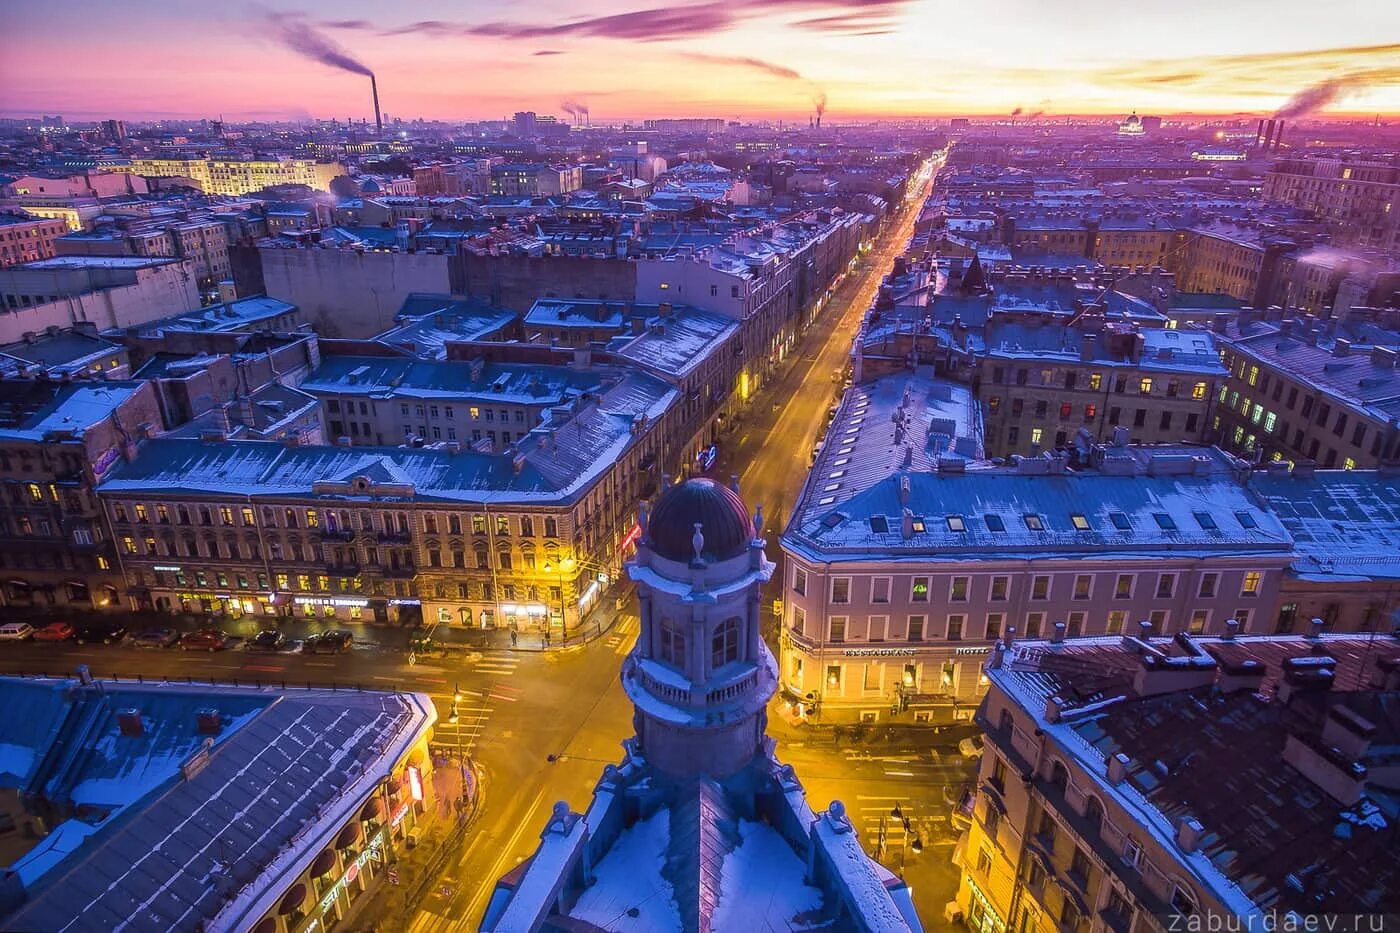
{"left": 303, "top": 630, "right": 353, "bottom": 654}
{"left": 958, "top": 735, "right": 984, "bottom": 760}
{"left": 131, "top": 627, "right": 180, "bottom": 649}
{"left": 181, "top": 629, "right": 230, "bottom": 652}
{"left": 32, "top": 622, "right": 75, "bottom": 642}
{"left": 247, "top": 630, "right": 286, "bottom": 653}
{"left": 0, "top": 622, "right": 34, "bottom": 641}
{"left": 74, "top": 622, "right": 128, "bottom": 646}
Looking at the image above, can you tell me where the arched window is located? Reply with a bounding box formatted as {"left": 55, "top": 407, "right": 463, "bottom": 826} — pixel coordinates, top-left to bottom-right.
{"left": 658, "top": 618, "right": 686, "bottom": 668}
{"left": 1083, "top": 796, "right": 1106, "bottom": 840}
{"left": 711, "top": 617, "right": 741, "bottom": 668}
{"left": 998, "top": 708, "right": 1014, "bottom": 734}
{"left": 1049, "top": 759, "right": 1069, "bottom": 794}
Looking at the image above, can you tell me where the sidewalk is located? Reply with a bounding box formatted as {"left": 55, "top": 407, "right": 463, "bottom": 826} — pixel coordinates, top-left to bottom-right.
{"left": 345, "top": 756, "right": 483, "bottom": 931}
{"left": 0, "top": 588, "right": 633, "bottom": 658}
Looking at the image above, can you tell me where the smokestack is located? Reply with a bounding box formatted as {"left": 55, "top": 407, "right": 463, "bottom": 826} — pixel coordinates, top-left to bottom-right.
{"left": 1261, "top": 118, "right": 1276, "bottom": 151}
{"left": 370, "top": 73, "right": 382, "bottom": 137}
{"left": 1256, "top": 118, "right": 1266, "bottom": 147}
{"left": 1272, "top": 119, "right": 1285, "bottom": 150}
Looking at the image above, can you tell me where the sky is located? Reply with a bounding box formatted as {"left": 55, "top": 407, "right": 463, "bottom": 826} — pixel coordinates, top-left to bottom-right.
{"left": 3, "top": 0, "right": 1399, "bottom": 122}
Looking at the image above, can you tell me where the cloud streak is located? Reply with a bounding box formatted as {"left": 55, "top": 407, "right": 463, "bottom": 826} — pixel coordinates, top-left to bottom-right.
{"left": 336, "top": 0, "right": 909, "bottom": 44}
{"left": 682, "top": 53, "right": 804, "bottom": 80}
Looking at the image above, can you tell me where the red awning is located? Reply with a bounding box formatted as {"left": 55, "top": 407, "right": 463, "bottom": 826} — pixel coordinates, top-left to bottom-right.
{"left": 252, "top": 917, "right": 278, "bottom": 933}
{"left": 310, "top": 847, "right": 338, "bottom": 878}
{"left": 278, "top": 882, "right": 308, "bottom": 915}
{"left": 360, "top": 796, "right": 384, "bottom": 821}
{"left": 335, "top": 820, "right": 363, "bottom": 849}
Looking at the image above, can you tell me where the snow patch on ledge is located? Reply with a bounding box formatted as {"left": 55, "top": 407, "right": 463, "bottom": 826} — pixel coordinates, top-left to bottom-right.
{"left": 570, "top": 809, "right": 681, "bottom": 932}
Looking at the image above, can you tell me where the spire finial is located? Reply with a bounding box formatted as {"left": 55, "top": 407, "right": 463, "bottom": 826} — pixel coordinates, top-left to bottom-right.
{"left": 753, "top": 503, "right": 764, "bottom": 538}
{"left": 692, "top": 522, "right": 705, "bottom": 561}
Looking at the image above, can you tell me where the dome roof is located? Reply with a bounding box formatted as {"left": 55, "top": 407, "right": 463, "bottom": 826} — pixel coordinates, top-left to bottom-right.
{"left": 647, "top": 478, "right": 753, "bottom": 563}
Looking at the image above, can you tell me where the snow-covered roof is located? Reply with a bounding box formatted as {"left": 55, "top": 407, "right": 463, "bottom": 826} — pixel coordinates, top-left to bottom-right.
{"left": 1, "top": 678, "right": 434, "bottom": 932}
{"left": 1250, "top": 470, "right": 1400, "bottom": 581}
{"left": 100, "top": 372, "right": 677, "bottom": 506}
{"left": 988, "top": 633, "right": 1400, "bottom": 917}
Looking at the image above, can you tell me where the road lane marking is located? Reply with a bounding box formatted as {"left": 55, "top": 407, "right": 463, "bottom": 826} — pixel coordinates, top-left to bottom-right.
{"left": 462, "top": 785, "right": 549, "bottom": 923}
{"left": 884, "top": 770, "right": 915, "bottom": 777}
{"left": 242, "top": 664, "right": 283, "bottom": 673}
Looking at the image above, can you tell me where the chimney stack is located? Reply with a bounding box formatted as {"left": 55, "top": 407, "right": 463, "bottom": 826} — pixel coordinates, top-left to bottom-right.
{"left": 1261, "top": 118, "right": 1276, "bottom": 151}
{"left": 1272, "top": 119, "right": 1285, "bottom": 150}
{"left": 370, "top": 74, "right": 383, "bottom": 138}
{"left": 1255, "top": 118, "right": 1266, "bottom": 147}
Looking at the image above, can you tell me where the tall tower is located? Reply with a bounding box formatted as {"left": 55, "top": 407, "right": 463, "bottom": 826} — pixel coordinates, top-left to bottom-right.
{"left": 624, "top": 477, "right": 776, "bottom": 779}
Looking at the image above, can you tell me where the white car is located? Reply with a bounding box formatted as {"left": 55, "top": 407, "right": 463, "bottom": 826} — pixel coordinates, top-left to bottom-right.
{"left": 958, "top": 735, "right": 984, "bottom": 759}
{"left": 0, "top": 623, "right": 35, "bottom": 641}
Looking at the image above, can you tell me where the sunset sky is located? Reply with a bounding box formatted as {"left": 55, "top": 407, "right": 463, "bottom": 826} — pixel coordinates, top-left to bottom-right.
{"left": 4, "top": 1, "right": 1399, "bottom": 121}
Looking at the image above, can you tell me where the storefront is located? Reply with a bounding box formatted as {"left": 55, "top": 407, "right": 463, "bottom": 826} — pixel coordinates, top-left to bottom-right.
{"left": 251, "top": 760, "right": 430, "bottom": 933}
{"left": 780, "top": 632, "right": 991, "bottom": 724}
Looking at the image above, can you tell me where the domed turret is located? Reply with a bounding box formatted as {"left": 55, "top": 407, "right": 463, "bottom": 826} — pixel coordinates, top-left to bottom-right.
{"left": 645, "top": 478, "right": 753, "bottom": 563}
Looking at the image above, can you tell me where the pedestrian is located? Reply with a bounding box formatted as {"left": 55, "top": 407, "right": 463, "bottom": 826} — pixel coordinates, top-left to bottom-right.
{"left": 544, "top": 630, "right": 551, "bottom": 648}
{"left": 510, "top": 629, "right": 518, "bottom": 647}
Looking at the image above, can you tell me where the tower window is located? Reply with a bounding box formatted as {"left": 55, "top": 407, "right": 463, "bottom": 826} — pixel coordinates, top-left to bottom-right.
{"left": 711, "top": 617, "right": 741, "bottom": 668}
{"left": 659, "top": 619, "right": 686, "bottom": 668}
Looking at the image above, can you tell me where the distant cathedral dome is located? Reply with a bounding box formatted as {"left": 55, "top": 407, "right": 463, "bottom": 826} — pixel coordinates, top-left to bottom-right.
{"left": 646, "top": 477, "right": 753, "bottom": 562}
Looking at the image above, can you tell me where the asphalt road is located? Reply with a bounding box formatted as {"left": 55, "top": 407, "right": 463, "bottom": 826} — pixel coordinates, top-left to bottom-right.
{"left": 0, "top": 155, "right": 966, "bottom": 932}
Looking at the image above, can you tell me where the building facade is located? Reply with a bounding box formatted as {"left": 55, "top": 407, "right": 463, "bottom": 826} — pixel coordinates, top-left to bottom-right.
{"left": 957, "top": 632, "right": 1400, "bottom": 933}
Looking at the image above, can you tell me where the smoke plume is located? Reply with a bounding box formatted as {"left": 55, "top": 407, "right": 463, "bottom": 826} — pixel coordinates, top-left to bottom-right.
{"left": 1010, "top": 106, "right": 1023, "bottom": 117}
{"left": 266, "top": 12, "right": 373, "bottom": 76}
{"left": 1273, "top": 75, "right": 1362, "bottom": 119}
{"left": 812, "top": 92, "right": 827, "bottom": 118}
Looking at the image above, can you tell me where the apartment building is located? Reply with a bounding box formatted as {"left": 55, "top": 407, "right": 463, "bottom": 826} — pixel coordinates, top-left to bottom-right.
{"left": 977, "top": 322, "right": 1223, "bottom": 457}
{"left": 0, "top": 380, "right": 164, "bottom": 611}
{"left": 302, "top": 353, "right": 606, "bottom": 448}
{"left": 0, "top": 213, "right": 69, "bottom": 267}
{"left": 0, "top": 256, "right": 200, "bottom": 343}
{"left": 109, "top": 158, "right": 343, "bottom": 197}
{"left": 1214, "top": 315, "right": 1400, "bottom": 468}
{"left": 958, "top": 632, "right": 1400, "bottom": 932}
{"left": 96, "top": 370, "right": 682, "bottom": 634}
{"left": 780, "top": 375, "right": 1295, "bottom": 722}
{"left": 1264, "top": 158, "right": 1400, "bottom": 253}
{"left": 489, "top": 163, "right": 583, "bottom": 197}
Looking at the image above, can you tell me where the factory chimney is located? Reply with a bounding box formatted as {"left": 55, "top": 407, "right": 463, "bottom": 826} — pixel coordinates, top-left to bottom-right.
{"left": 1260, "top": 118, "right": 1276, "bottom": 150}
{"left": 370, "top": 73, "right": 383, "bottom": 137}
{"left": 1255, "top": 118, "right": 1266, "bottom": 147}
{"left": 1272, "top": 119, "right": 1285, "bottom": 150}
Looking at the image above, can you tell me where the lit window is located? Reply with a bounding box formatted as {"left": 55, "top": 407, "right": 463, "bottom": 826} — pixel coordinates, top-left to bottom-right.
{"left": 1241, "top": 571, "right": 1262, "bottom": 596}
{"left": 1023, "top": 514, "right": 1044, "bottom": 531}
{"left": 1139, "top": 377, "right": 1153, "bottom": 395}
{"left": 1070, "top": 514, "right": 1090, "bottom": 531}
{"left": 946, "top": 515, "right": 966, "bottom": 532}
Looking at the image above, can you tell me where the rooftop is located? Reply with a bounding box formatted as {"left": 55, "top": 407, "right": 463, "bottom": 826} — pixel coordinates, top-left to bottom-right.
{"left": 100, "top": 372, "right": 676, "bottom": 506}
{"left": 0, "top": 677, "right": 433, "bottom": 932}
{"left": 0, "top": 380, "right": 146, "bottom": 441}
{"left": 990, "top": 633, "right": 1400, "bottom": 916}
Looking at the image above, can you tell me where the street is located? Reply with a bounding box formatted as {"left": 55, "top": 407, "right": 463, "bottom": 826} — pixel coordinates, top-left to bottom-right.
{"left": 0, "top": 154, "right": 972, "bottom": 932}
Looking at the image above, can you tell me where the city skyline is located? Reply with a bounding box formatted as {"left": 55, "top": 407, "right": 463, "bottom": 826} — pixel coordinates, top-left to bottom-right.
{"left": 4, "top": 1, "right": 1400, "bottom": 121}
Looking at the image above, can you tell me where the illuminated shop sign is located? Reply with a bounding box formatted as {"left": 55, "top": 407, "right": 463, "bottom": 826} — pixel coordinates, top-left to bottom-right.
{"left": 842, "top": 647, "right": 916, "bottom": 658}
{"left": 695, "top": 444, "right": 718, "bottom": 470}
{"left": 954, "top": 645, "right": 991, "bottom": 655}
{"left": 499, "top": 603, "right": 547, "bottom": 617}
{"left": 294, "top": 596, "right": 369, "bottom": 608}
{"left": 407, "top": 765, "right": 423, "bottom": 802}
{"left": 153, "top": 565, "right": 182, "bottom": 572}
{"left": 388, "top": 598, "right": 421, "bottom": 606}
{"left": 318, "top": 830, "right": 384, "bottom": 914}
